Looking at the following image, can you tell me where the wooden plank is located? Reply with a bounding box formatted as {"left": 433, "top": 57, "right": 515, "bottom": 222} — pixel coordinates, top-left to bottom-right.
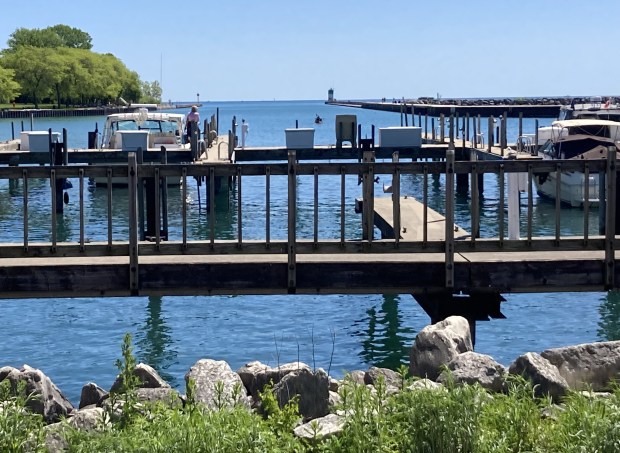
{"left": 0, "top": 251, "right": 613, "bottom": 297}
{"left": 373, "top": 196, "right": 469, "bottom": 241}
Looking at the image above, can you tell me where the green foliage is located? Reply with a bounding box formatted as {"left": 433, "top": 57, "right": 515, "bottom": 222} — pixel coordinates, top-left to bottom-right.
{"left": 0, "top": 380, "right": 46, "bottom": 452}
{"left": 258, "top": 382, "right": 301, "bottom": 437}
{"left": 140, "top": 80, "right": 162, "bottom": 104}
{"left": 0, "top": 66, "right": 20, "bottom": 103}
{"left": 109, "top": 333, "right": 141, "bottom": 429}
{"left": 6, "top": 25, "right": 92, "bottom": 50}
{"left": 0, "top": 25, "right": 149, "bottom": 107}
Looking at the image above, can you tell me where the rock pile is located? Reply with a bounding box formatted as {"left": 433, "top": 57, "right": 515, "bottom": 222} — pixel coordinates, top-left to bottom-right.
{"left": 3, "top": 315, "right": 620, "bottom": 449}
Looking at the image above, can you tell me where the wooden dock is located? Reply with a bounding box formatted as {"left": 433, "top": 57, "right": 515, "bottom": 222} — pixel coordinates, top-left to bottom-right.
{"left": 372, "top": 196, "right": 469, "bottom": 241}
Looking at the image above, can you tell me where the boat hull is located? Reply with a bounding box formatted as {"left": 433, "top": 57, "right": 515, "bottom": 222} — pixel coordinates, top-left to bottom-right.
{"left": 534, "top": 171, "right": 599, "bottom": 207}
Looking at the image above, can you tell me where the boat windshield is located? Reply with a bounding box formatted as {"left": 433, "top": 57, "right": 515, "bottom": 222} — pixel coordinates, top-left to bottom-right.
{"left": 112, "top": 119, "right": 180, "bottom": 133}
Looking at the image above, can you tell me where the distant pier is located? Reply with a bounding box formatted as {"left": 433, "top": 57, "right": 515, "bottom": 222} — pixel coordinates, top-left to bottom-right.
{"left": 324, "top": 96, "right": 609, "bottom": 118}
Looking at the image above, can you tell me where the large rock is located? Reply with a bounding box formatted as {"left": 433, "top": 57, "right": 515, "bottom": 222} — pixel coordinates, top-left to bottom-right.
{"left": 541, "top": 341, "right": 620, "bottom": 391}
{"left": 437, "top": 351, "right": 506, "bottom": 392}
{"left": 110, "top": 363, "right": 170, "bottom": 393}
{"left": 364, "top": 366, "right": 403, "bottom": 391}
{"left": 508, "top": 353, "right": 569, "bottom": 402}
{"left": 236, "top": 361, "right": 310, "bottom": 401}
{"left": 186, "top": 359, "right": 251, "bottom": 409}
{"left": 0, "top": 365, "right": 74, "bottom": 423}
{"left": 272, "top": 368, "right": 329, "bottom": 421}
{"left": 79, "top": 382, "right": 107, "bottom": 409}
{"left": 409, "top": 316, "right": 473, "bottom": 380}
{"left": 294, "top": 413, "right": 345, "bottom": 441}
{"left": 135, "top": 387, "right": 182, "bottom": 408}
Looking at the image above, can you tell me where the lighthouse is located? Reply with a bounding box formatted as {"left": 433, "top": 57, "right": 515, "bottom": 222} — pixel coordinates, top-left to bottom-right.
{"left": 328, "top": 88, "right": 334, "bottom": 102}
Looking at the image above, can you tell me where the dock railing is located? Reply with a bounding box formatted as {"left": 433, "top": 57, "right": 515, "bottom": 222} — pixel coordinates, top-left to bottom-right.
{"left": 0, "top": 148, "right": 617, "bottom": 289}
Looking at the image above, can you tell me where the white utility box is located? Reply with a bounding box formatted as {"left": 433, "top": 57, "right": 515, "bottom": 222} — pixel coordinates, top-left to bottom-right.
{"left": 27, "top": 131, "right": 61, "bottom": 153}
{"left": 119, "top": 130, "right": 149, "bottom": 151}
{"left": 285, "top": 128, "right": 314, "bottom": 149}
{"left": 379, "top": 127, "right": 422, "bottom": 148}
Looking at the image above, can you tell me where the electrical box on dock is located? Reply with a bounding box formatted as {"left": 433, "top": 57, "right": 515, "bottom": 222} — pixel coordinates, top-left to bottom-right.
{"left": 285, "top": 128, "right": 315, "bottom": 149}
{"left": 26, "top": 131, "right": 60, "bottom": 152}
{"left": 379, "top": 127, "right": 422, "bottom": 148}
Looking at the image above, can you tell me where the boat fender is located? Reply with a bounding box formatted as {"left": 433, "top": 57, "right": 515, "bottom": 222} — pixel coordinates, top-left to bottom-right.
{"left": 64, "top": 191, "right": 70, "bottom": 205}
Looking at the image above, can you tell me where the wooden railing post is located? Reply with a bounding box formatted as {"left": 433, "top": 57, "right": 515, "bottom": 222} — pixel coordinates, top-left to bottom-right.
{"left": 445, "top": 146, "right": 455, "bottom": 289}
{"left": 362, "top": 150, "right": 376, "bottom": 242}
{"left": 392, "top": 152, "right": 401, "bottom": 245}
{"left": 288, "top": 150, "right": 297, "bottom": 293}
{"left": 128, "top": 152, "right": 139, "bottom": 294}
{"left": 605, "top": 146, "right": 616, "bottom": 289}
{"left": 439, "top": 114, "right": 445, "bottom": 143}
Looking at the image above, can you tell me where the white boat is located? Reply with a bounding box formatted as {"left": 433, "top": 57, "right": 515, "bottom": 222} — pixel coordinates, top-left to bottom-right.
{"left": 94, "top": 108, "right": 203, "bottom": 186}
{"left": 100, "top": 108, "right": 190, "bottom": 151}
{"left": 534, "top": 119, "right": 620, "bottom": 207}
{"left": 558, "top": 96, "right": 620, "bottom": 122}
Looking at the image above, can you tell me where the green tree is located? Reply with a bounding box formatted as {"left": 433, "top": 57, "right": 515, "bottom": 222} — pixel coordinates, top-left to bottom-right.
{"left": 0, "top": 66, "right": 20, "bottom": 103}
{"left": 6, "top": 25, "right": 92, "bottom": 50}
{"left": 47, "top": 24, "right": 92, "bottom": 49}
{"left": 140, "top": 80, "right": 162, "bottom": 103}
{"left": 1, "top": 46, "right": 61, "bottom": 108}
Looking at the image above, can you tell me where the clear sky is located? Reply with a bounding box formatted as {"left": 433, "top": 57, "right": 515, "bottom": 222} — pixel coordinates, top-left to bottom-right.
{"left": 1, "top": 0, "right": 618, "bottom": 102}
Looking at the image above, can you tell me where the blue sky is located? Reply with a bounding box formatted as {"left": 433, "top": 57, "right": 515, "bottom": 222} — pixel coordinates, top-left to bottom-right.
{"left": 1, "top": 0, "right": 618, "bottom": 102}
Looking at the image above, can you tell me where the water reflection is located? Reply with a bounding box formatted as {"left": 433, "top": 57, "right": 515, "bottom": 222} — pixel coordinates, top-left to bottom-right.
{"left": 598, "top": 290, "right": 620, "bottom": 341}
{"left": 135, "top": 296, "right": 177, "bottom": 385}
{"left": 354, "top": 294, "right": 415, "bottom": 369}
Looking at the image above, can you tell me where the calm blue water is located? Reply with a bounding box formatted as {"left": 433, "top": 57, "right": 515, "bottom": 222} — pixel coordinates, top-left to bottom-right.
{"left": 0, "top": 101, "right": 616, "bottom": 406}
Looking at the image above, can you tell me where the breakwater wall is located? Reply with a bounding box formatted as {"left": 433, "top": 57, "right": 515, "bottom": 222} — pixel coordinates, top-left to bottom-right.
{"left": 328, "top": 96, "right": 620, "bottom": 118}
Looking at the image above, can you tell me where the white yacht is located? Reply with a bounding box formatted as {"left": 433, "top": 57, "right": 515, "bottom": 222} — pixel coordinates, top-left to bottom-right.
{"left": 535, "top": 119, "right": 620, "bottom": 207}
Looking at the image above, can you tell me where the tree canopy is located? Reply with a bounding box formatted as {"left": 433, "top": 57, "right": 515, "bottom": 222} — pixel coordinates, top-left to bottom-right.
{"left": 7, "top": 25, "right": 92, "bottom": 50}
{"left": 0, "top": 25, "right": 159, "bottom": 108}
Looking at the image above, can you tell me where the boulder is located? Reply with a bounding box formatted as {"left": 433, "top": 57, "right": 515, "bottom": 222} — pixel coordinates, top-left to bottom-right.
{"left": 135, "top": 387, "right": 182, "bottom": 408}
{"left": 345, "top": 370, "right": 366, "bottom": 385}
{"left": 407, "top": 378, "right": 443, "bottom": 391}
{"left": 67, "top": 407, "right": 107, "bottom": 431}
{"left": 110, "top": 363, "right": 170, "bottom": 393}
{"left": 508, "top": 352, "right": 569, "bottom": 402}
{"left": 273, "top": 368, "right": 329, "bottom": 421}
{"left": 437, "top": 351, "right": 507, "bottom": 392}
{"left": 409, "top": 316, "right": 473, "bottom": 380}
{"left": 541, "top": 341, "right": 620, "bottom": 391}
{"left": 45, "top": 407, "right": 108, "bottom": 453}
{"left": 186, "top": 359, "right": 251, "bottom": 409}
{"left": 236, "top": 361, "right": 310, "bottom": 401}
{"left": 294, "top": 413, "right": 345, "bottom": 441}
{"left": 79, "top": 382, "right": 107, "bottom": 409}
{"left": 364, "top": 366, "right": 403, "bottom": 391}
{"left": 0, "top": 364, "right": 74, "bottom": 423}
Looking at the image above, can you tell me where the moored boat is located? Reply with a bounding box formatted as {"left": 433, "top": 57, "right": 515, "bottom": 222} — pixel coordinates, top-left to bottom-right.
{"left": 534, "top": 119, "right": 620, "bottom": 207}
{"left": 94, "top": 108, "right": 203, "bottom": 186}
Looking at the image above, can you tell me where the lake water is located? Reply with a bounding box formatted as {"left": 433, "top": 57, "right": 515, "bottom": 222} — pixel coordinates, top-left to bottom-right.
{"left": 0, "top": 100, "right": 617, "bottom": 406}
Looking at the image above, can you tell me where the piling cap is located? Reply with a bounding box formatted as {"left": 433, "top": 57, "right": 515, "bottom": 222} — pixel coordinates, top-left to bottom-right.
{"left": 191, "top": 105, "right": 198, "bottom": 112}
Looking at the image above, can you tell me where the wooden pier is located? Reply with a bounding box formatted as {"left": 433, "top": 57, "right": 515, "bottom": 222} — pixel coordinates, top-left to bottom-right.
{"left": 328, "top": 99, "right": 562, "bottom": 118}
{"left": 0, "top": 115, "right": 618, "bottom": 341}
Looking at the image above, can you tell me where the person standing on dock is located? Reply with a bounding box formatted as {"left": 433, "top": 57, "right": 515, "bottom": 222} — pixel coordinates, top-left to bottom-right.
{"left": 185, "top": 105, "right": 200, "bottom": 143}
{"left": 241, "top": 118, "right": 249, "bottom": 149}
